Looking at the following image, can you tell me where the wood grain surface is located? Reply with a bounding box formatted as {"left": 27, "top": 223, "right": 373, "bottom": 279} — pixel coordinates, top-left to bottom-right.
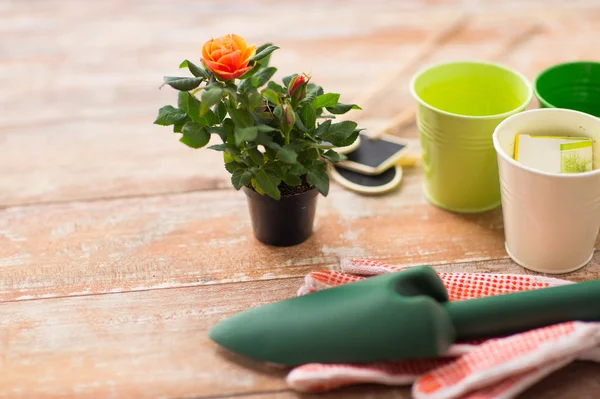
{"left": 1, "top": 0, "right": 600, "bottom": 398}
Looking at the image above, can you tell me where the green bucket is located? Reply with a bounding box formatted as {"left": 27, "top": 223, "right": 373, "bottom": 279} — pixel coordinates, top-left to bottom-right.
{"left": 534, "top": 61, "right": 600, "bottom": 118}
{"left": 410, "top": 61, "right": 533, "bottom": 213}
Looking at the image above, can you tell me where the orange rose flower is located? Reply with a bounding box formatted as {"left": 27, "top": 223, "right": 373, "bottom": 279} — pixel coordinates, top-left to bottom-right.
{"left": 201, "top": 34, "right": 256, "bottom": 81}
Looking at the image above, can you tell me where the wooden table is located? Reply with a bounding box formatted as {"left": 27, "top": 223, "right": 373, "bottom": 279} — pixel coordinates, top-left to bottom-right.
{"left": 1, "top": 1, "right": 600, "bottom": 398}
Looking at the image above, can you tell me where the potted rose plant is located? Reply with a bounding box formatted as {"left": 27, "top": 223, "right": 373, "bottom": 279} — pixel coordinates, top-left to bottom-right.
{"left": 154, "top": 34, "right": 362, "bottom": 246}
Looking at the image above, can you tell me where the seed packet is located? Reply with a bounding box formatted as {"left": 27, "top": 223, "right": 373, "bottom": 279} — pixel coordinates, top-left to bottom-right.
{"left": 514, "top": 134, "right": 593, "bottom": 174}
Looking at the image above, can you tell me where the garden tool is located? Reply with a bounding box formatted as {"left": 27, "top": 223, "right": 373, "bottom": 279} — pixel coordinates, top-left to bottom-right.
{"left": 285, "top": 259, "right": 600, "bottom": 399}
{"left": 209, "top": 262, "right": 600, "bottom": 366}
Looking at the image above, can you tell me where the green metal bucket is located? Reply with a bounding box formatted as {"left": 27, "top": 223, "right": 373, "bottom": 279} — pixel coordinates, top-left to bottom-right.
{"left": 410, "top": 61, "right": 533, "bottom": 213}
{"left": 534, "top": 61, "right": 600, "bottom": 118}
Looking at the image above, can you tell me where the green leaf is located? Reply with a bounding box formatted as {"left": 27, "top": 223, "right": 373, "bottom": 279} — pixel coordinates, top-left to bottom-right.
{"left": 224, "top": 87, "right": 238, "bottom": 101}
{"left": 198, "top": 109, "right": 218, "bottom": 127}
{"left": 255, "top": 43, "right": 273, "bottom": 56}
{"left": 265, "top": 162, "right": 287, "bottom": 179}
{"left": 301, "top": 84, "right": 324, "bottom": 108}
{"left": 225, "top": 148, "right": 242, "bottom": 160}
{"left": 282, "top": 174, "right": 302, "bottom": 186}
{"left": 154, "top": 105, "right": 187, "bottom": 126}
{"left": 231, "top": 169, "right": 245, "bottom": 190}
{"left": 162, "top": 76, "right": 204, "bottom": 91}
{"left": 251, "top": 178, "right": 265, "bottom": 195}
{"left": 207, "top": 126, "right": 227, "bottom": 142}
{"left": 239, "top": 66, "right": 277, "bottom": 92}
{"left": 313, "top": 119, "right": 332, "bottom": 137}
{"left": 322, "top": 149, "right": 345, "bottom": 163}
{"left": 180, "top": 122, "right": 210, "bottom": 148}
{"left": 307, "top": 83, "right": 323, "bottom": 94}
{"left": 339, "top": 129, "right": 362, "bottom": 147}
{"left": 231, "top": 169, "right": 252, "bottom": 190}
{"left": 207, "top": 143, "right": 227, "bottom": 151}
{"left": 307, "top": 165, "right": 329, "bottom": 196}
{"left": 228, "top": 107, "right": 254, "bottom": 128}
{"left": 299, "top": 104, "right": 317, "bottom": 130}
{"left": 208, "top": 143, "right": 238, "bottom": 153}
{"left": 312, "top": 93, "right": 340, "bottom": 109}
{"left": 222, "top": 119, "right": 236, "bottom": 144}
{"left": 247, "top": 147, "right": 264, "bottom": 165}
{"left": 200, "top": 88, "right": 223, "bottom": 116}
{"left": 173, "top": 121, "right": 185, "bottom": 133}
{"left": 256, "top": 124, "right": 278, "bottom": 133}
{"left": 254, "top": 169, "right": 281, "bottom": 200}
{"left": 251, "top": 45, "right": 279, "bottom": 62}
{"left": 264, "top": 147, "right": 277, "bottom": 161}
{"left": 178, "top": 91, "right": 189, "bottom": 110}
{"left": 261, "top": 88, "right": 281, "bottom": 105}
{"left": 306, "top": 148, "right": 324, "bottom": 162}
{"left": 289, "top": 163, "right": 307, "bottom": 176}
{"left": 238, "top": 65, "right": 261, "bottom": 80}
{"left": 306, "top": 84, "right": 324, "bottom": 99}
{"left": 248, "top": 89, "right": 263, "bottom": 110}
{"left": 178, "top": 92, "right": 202, "bottom": 123}
{"left": 225, "top": 161, "right": 245, "bottom": 174}
{"left": 256, "top": 133, "right": 281, "bottom": 151}
{"left": 234, "top": 126, "right": 258, "bottom": 145}
{"left": 214, "top": 101, "right": 227, "bottom": 122}
{"left": 273, "top": 103, "right": 283, "bottom": 119}
{"left": 179, "top": 60, "right": 209, "bottom": 79}
{"left": 240, "top": 171, "right": 252, "bottom": 186}
{"left": 277, "top": 144, "right": 298, "bottom": 164}
{"left": 288, "top": 140, "right": 310, "bottom": 152}
{"left": 266, "top": 142, "right": 282, "bottom": 152}
{"left": 254, "top": 67, "right": 277, "bottom": 88}
{"left": 267, "top": 81, "right": 285, "bottom": 93}
{"left": 317, "top": 121, "right": 358, "bottom": 146}
{"left": 326, "top": 102, "right": 362, "bottom": 114}
{"left": 294, "top": 115, "right": 307, "bottom": 133}
{"left": 282, "top": 74, "right": 295, "bottom": 88}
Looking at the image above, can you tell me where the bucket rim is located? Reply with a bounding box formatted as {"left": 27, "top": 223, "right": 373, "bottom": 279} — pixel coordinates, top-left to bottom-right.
{"left": 492, "top": 108, "right": 600, "bottom": 179}
{"left": 533, "top": 60, "right": 600, "bottom": 112}
{"left": 410, "top": 60, "right": 533, "bottom": 120}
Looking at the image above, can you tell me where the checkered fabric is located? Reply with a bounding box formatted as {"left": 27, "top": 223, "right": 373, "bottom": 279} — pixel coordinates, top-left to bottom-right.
{"left": 286, "top": 259, "right": 600, "bottom": 399}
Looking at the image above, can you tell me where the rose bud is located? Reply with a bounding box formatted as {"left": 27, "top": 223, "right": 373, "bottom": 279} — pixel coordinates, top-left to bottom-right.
{"left": 281, "top": 103, "right": 296, "bottom": 132}
{"left": 288, "top": 74, "right": 310, "bottom": 106}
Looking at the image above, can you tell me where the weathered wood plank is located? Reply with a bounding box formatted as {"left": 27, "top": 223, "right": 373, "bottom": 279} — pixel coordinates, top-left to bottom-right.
{"left": 0, "top": 121, "right": 233, "bottom": 207}
{"left": 0, "top": 279, "right": 295, "bottom": 399}
{"left": 2, "top": 170, "right": 599, "bottom": 302}
{"left": 1, "top": 274, "right": 599, "bottom": 399}
{"left": 0, "top": 172, "right": 499, "bottom": 301}
{"left": 260, "top": 387, "right": 413, "bottom": 399}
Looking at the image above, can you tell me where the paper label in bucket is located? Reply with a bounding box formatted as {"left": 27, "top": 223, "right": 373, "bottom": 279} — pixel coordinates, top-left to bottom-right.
{"left": 514, "top": 134, "right": 593, "bottom": 174}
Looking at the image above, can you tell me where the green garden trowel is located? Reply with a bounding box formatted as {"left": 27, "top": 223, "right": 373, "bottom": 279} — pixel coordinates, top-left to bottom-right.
{"left": 209, "top": 266, "right": 600, "bottom": 365}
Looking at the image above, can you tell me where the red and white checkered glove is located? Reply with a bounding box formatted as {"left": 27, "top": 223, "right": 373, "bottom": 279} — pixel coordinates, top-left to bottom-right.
{"left": 286, "top": 259, "right": 600, "bottom": 399}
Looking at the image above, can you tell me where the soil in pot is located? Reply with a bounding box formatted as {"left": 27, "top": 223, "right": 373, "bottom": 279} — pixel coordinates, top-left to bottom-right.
{"left": 243, "top": 177, "right": 318, "bottom": 247}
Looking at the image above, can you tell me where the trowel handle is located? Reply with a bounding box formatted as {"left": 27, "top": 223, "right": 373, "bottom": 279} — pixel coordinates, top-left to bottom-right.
{"left": 444, "top": 279, "right": 600, "bottom": 340}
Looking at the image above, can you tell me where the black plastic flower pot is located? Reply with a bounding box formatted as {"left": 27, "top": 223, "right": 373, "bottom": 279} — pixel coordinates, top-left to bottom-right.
{"left": 243, "top": 186, "right": 319, "bottom": 247}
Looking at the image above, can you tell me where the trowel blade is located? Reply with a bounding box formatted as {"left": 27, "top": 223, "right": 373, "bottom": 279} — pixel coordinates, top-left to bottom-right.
{"left": 209, "top": 266, "right": 456, "bottom": 365}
